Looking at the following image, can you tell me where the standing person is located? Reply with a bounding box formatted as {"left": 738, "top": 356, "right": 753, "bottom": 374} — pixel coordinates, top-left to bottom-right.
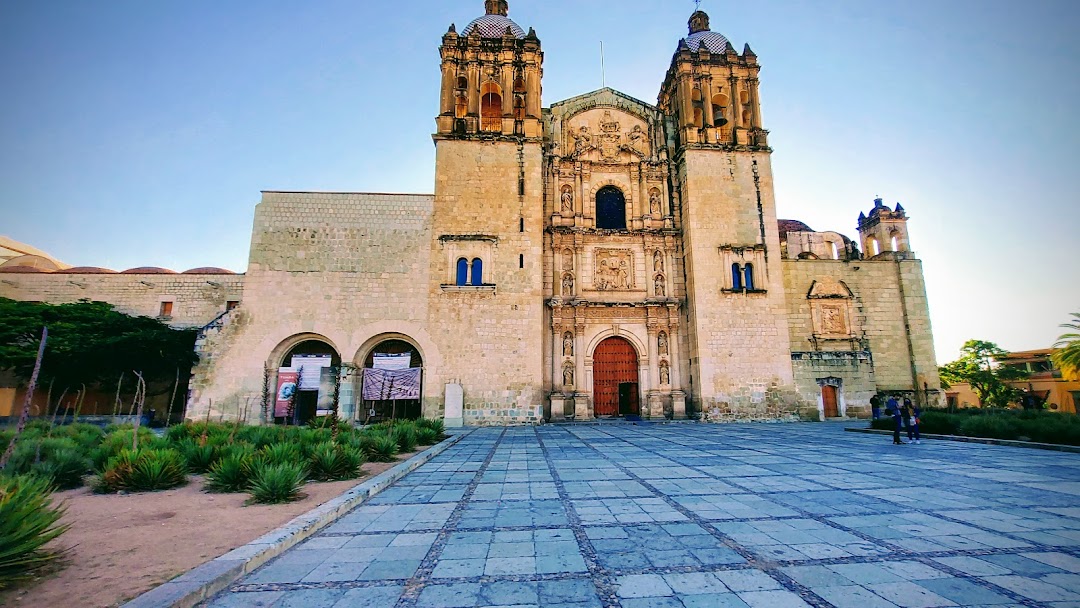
{"left": 900, "top": 398, "right": 913, "bottom": 444}
{"left": 905, "top": 398, "right": 921, "bottom": 444}
{"left": 871, "top": 393, "right": 883, "bottom": 420}
{"left": 888, "top": 395, "right": 903, "bottom": 445}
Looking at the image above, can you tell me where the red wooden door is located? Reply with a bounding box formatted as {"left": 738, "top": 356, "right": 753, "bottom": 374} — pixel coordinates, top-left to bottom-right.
{"left": 593, "top": 337, "right": 639, "bottom": 417}
{"left": 822, "top": 385, "right": 839, "bottom": 418}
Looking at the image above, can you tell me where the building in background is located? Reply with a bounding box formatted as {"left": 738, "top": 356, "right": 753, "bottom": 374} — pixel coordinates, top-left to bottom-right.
{"left": 0, "top": 3, "right": 942, "bottom": 425}
{"left": 946, "top": 349, "right": 1080, "bottom": 414}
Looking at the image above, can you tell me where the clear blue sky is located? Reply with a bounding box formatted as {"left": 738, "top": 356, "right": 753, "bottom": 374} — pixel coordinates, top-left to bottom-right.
{"left": 2, "top": 0, "right": 1077, "bottom": 361}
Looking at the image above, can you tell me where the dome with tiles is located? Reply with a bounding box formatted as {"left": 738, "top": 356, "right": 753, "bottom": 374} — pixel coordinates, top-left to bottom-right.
{"left": 682, "top": 10, "right": 731, "bottom": 53}
{"left": 462, "top": 0, "right": 526, "bottom": 39}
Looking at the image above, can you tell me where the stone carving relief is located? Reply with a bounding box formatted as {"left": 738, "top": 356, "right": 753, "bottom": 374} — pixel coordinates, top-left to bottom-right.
{"left": 560, "top": 185, "right": 574, "bottom": 215}
{"left": 562, "top": 332, "right": 574, "bottom": 357}
{"left": 562, "top": 249, "right": 574, "bottom": 271}
{"left": 658, "top": 332, "right": 669, "bottom": 356}
{"left": 654, "top": 274, "right": 666, "bottom": 297}
{"left": 561, "top": 272, "right": 575, "bottom": 297}
{"left": 649, "top": 188, "right": 662, "bottom": 216}
{"left": 562, "top": 362, "right": 575, "bottom": 387}
{"left": 572, "top": 126, "right": 592, "bottom": 156}
{"left": 598, "top": 111, "right": 622, "bottom": 161}
{"left": 818, "top": 304, "right": 848, "bottom": 336}
{"left": 593, "top": 250, "right": 633, "bottom": 291}
{"left": 653, "top": 250, "right": 664, "bottom": 273}
{"left": 660, "top": 361, "right": 671, "bottom": 386}
{"left": 808, "top": 277, "right": 853, "bottom": 299}
{"left": 628, "top": 124, "right": 647, "bottom": 154}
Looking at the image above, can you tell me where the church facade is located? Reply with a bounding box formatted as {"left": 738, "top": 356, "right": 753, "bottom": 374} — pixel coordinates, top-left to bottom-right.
{"left": 0, "top": 2, "right": 942, "bottom": 426}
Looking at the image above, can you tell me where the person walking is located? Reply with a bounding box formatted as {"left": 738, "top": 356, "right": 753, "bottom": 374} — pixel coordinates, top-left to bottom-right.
{"left": 900, "top": 398, "right": 913, "bottom": 444}
{"left": 905, "top": 398, "right": 921, "bottom": 444}
{"left": 888, "top": 395, "right": 903, "bottom": 445}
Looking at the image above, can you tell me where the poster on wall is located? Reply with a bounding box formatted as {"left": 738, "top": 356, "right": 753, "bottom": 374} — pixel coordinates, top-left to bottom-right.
{"left": 291, "top": 355, "right": 333, "bottom": 390}
{"left": 274, "top": 369, "right": 299, "bottom": 418}
{"left": 373, "top": 353, "right": 412, "bottom": 371}
{"left": 361, "top": 368, "right": 421, "bottom": 401}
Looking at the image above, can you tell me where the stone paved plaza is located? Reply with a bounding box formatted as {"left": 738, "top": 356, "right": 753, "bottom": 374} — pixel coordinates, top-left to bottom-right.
{"left": 205, "top": 424, "right": 1080, "bottom": 607}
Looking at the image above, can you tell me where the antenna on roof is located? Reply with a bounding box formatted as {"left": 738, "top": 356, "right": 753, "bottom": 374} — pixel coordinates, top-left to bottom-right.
{"left": 600, "top": 41, "right": 606, "bottom": 88}
{"left": 694, "top": 0, "right": 703, "bottom": 9}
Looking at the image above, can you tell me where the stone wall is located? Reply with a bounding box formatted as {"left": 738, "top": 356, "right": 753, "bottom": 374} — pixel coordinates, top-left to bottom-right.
{"left": 428, "top": 140, "right": 546, "bottom": 425}
{"left": 187, "top": 192, "right": 438, "bottom": 422}
{"left": 0, "top": 272, "right": 243, "bottom": 328}
{"left": 790, "top": 351, "right": 877, "bottom": 420}
{"left": 782, "top": 256, "right": 942, "bottom": 408}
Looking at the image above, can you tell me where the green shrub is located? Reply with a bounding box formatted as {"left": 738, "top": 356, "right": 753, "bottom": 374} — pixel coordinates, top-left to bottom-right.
{"left": 416, "top": 418, "right": 446, "bottom": 439}
{"left": 416, "top": 427, "right": 439, "bottom": 446}
{"left": 259, "top": 442, "right": 303, "bottom": 467}
{"left": 917, "top": 411, "right": 960, "bottom": 435}
{"left": 958, "top": 415, "right": 1017, "bottom": 441}
{"left": 177, "top": 439, "right": 216, "bottom": 474}
{"left": 364, "top": 433, "right": 400, "bottom": 462}
{"left": 94, "top": 448, "right": 187, "bottom": 493}
{"left": 4, "top": 437, "right": 80, "bottom": 477}
{"left": 30, "top": 449, "right": 91, "bottom": 491}
{"left": 205, "top": 453, "right": 254, "bottom": 493}
{"left": 247, "top": 462, "right": 306, "bottom": 504}
{"left": 393, "top": 425, "right": 418, "bottom": 453}
{"left": 236, "top": 426, "right": 283, "bottom": 449}
{"left": 0, "top": 475, "right": 70, "bottom": 590}
{"left": 308, "top": 442, "right": 364, "bottom": 482}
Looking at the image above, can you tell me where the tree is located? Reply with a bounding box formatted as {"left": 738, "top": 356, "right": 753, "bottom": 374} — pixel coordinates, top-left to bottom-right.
{"left": 939, "top": 340, "right": 1029, "bottom": 408}
{"left": 0, "top": 298, "right": 198, "bottom": 393}
{"left": 1053, "top": 313, "right": 1080, "bottom": 381}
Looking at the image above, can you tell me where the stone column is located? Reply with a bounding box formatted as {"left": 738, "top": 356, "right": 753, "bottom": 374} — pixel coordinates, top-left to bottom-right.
{"left": 669, "top": 323, "right": 687, "bottom": 419}
{"left": 749, "top": 78, "right": 763, "bottom": 129}
{"left": 679, "top": 76, "right": 694, "bottom": 128}
{"left": 439, "top": 61, "right": 455, "bottom": 116}
{"left": 729, "top": 76, "right": 741, "bottom": 128}
{"left": 468, "top": 63, "right": 480, "bottom": 116}
{"left": 703, "top": 77, "right": 715, "bottom": 129}
{"left": 338, "top": 364, "right": 358, "bottom": 422}
{"left": 501, "top": 62, "right": 514, "bottom": 119}
{"left": 526, "top": 66, "right": 541, "bottom": 118}
{"left": 646, "top": 323, "right": 662, "bottom": 418}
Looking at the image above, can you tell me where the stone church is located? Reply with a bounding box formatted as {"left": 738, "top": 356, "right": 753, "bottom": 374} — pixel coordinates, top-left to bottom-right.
{"left": 0, "top": 2, "right": 942, "bottom": 426}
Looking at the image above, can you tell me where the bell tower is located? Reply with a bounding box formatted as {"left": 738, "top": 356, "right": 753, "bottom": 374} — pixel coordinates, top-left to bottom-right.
{"left": 659, "top": 11, "right": 798, "bottom": 416}
{"left": 435, "top": 1, "right": 543, "bottom": 139}
{"left": 428, "top": 1, "right": 546, "bottom": 424}
{"left": 859, "top": 198, "right": 911, "bottom": 257}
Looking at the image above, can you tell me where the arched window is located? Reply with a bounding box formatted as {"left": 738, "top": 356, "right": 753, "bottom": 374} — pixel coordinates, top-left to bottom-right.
{"left": 456, "top": 76, "right": 468, "bottom": 90}
{"left": 513, "top": 95, "right": 525, "bottom": 121}
{"left": 827, "top": 241, "right": 840, "bottom": 260}
{"left": 455, "top": 93, "right": 467, "bottom": 119}
{"left": 890, "top": 234, "right": 900, "bottom": 252}
{"left": 867, "top": 237, "right": 881, "bottom": 256}
{"left": 732, "top": 264, "right": 743, "bottom": 290}
{"left": 513, "top": 76, "right": 526, "bottom": 93}
{"left": 456, "top": 258, "right": 469, "bottom": 286}
{"left": 480, "top": 82, "right": 502, "bottom": 132}
{"left": 470, "top": 258, "right": 483, "bottom": 286}
{"left": 596, "top": 186, "right": 627, "bottom": 230}
{"left": 744, "top": 264, "right": 755, "bottom": 291}
{"left": 692, "top": 88, "right": 704, "bottom": 128}
{"left": 711, "top": 94, "right": 729, "bottom": 127}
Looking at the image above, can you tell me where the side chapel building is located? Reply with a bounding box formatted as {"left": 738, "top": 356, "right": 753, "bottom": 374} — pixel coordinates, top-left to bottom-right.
{"left": 0, "top": 2, "right": 942, "bottom": 425}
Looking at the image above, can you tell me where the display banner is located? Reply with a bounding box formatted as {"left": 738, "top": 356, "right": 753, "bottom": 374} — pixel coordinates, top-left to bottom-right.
{"left": 274, "top": 369, "right": 299, "bottom": 418}
{"left": 373, "top": 353, "right": 412, "bottom": 371}
{"left": 291, "top": 355, "right": 332, "bottom": 390}
{"left": 361, "top": 368, "right": 421, "bottom": 400}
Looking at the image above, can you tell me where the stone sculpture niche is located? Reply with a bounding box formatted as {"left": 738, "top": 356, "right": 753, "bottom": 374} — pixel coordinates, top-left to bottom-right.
{"left": 593, "top": 250, "right": 633, "bottom": 291}
{"left": 562, "top": 332, "right": 574, "bottom": 357}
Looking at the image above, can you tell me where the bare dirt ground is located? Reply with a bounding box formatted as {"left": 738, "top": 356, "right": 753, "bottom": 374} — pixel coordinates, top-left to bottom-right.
{"left": 0, "top": 451, "right": 423, "bottom": 608}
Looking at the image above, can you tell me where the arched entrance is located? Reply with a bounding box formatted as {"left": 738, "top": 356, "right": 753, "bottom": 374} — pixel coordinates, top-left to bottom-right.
{"left": 593, "top": 337, "right": 639, "bottom": 417}
{"left": 274, "top": 338, "right": 341, "bottom": 425}
{"left": 360, "top": 339, "right": 423, "bottom": 423}
{"left": 596, "top": 186, "right": 627, "bottom": 230}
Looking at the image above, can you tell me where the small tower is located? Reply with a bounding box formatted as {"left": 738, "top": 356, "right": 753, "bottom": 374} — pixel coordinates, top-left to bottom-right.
{"left": 858, "top": 198, "right": 911, "bottom": 257}
{"left": 659, "top": 10, "right": 766, "bottom": 148}
{"left": 435, "top": 0, "right": 543, "bottom": 138}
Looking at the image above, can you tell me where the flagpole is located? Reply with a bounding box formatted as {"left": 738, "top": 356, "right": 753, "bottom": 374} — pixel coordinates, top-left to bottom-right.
{"left": 600, "top": 41, "right": 606, "bottom": 88}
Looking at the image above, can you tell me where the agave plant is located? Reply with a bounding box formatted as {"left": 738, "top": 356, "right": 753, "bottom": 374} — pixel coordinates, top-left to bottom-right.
{"left": 205, "top": 453, "right": 254, "bottom": 493}
{"left": 31, "top": 449, "right": 91, "bottom": 491}
{"left": 93, "top": 448, "right": 187, "bottom": 493}
{"left": 247, "top": 462, "right": 306, "bottom": 504}
{"left": 416, "top": 428, "right": 439, "bottom": 446}
{"left": 308, "top": 442, "right": 364, "bottom": 482}
{"left": 0, "top": 475, "right": 70, "bottom": 589}
{"left": 363, "top": 433, "right": 400, "bottom": 462}
{"left": 1053, "top": 313, "right": 1080, "bottom": 381}
{"left": 259, "top": 442, "right": 303, "bottom": 467}
{"left": 393, "top": 425, "right": 418, "bottom": 453}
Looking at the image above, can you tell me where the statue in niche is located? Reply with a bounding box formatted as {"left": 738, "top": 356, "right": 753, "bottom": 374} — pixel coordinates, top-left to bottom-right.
{"left": 562, "top": 332, "right": 574, "bottom": 357}
{"left": 654, "top": 274, "right": 666, "bottom": 297}
{"left": 658, "top": 332, "right": 669, "bottom": 356}
{"left": 660, "top": 362, "right": 671, "bottom": 386}
{"left": 563, "top": 362, "right": 575, "bottom": 387}
{"left": 649, "top": 190, "right": 662, "bottom": 215}
{"left": 562, "top": 249, "right": 574, "bottom": 271}
{"left": 628, "top": 124, "right": 647, "bottom": 152}
{"left": 561, "top": 272, "right": 575, "bottom": 297}
{"left": 653, "top": 250, "right": 664, "bottom": 273}
{"left": 561, "top": 186, "right": 574, "bottom": 215}
{"left": 573, "top": 126, "right": 591, "bottom": 156}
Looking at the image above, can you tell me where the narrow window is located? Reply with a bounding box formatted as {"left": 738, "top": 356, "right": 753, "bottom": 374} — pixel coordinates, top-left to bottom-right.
{"left": 731, "top": 264, "right": 743, "bottom": 290}
{"left": 711, "top": 94, "right": 729, "bottom": 127}
{"left": 829, "top": 241, "right": 840, "bottom": 260}
{"left": 744, "top": 264, "right": 755, "bottom": 291}
{"left": 519, "top": 217, "right": 524, "bottom": 232}
{"left": 891, "top": 235, "right": 900, "bottom": 252}
{"left": 456, "top": 76, "right": 468, "bottom": 90}
{"left": 470, "top": 258, "right": 483, "bottom": 286}
{"left": 868, "top": 238, "right": 881, "bottom": 256}
{"left": 519, "top": 254, "right": 524, "bottom": 269}
{"left": 480, "top": 82, "right": 502, "bottom": 132}
{"left": 513, "top": 95, "right": 526, "bottom": 121}
{"left": 159, "top": 301, "right": 173, "bottom": 318}
{"left": 596, "top": 186, "right": 627, "bottom": 230}
{"left": 456, "top": 258, "right": 469, "bottom": 286}
{"left": 226, "top": 300, "right": 239, "bottom": 311}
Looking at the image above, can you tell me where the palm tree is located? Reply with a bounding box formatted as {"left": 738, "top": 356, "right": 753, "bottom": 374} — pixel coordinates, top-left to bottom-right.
{"left": 1053, "top": 312, "right": 1080, "bottom": 381}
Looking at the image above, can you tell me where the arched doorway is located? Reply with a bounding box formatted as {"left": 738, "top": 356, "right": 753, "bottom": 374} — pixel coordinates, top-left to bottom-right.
{"left": 360, "top": 339, "right": 423, "bottom": 423}
{"left": 593, "top": 337, "right": 639, "bottom": 417}
{"left": 275, "top": 339, "right": 341, "bottom": 425}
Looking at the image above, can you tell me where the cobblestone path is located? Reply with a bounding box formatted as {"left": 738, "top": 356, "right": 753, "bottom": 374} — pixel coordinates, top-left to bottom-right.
{"left": 204, "top": 424, "right": 1080, "bottom": 607}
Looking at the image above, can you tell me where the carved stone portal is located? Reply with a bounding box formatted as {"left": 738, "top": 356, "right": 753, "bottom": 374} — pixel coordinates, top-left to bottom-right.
{"left": 593, "top": 250, "right": 633, "bottom": 291}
